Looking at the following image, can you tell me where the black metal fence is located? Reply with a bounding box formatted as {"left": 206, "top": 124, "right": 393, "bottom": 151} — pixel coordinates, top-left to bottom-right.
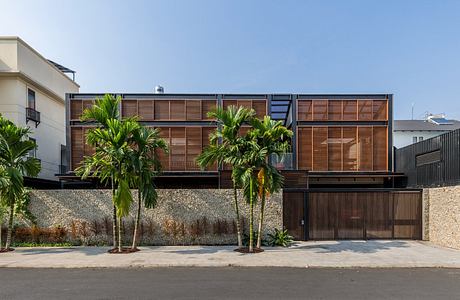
{"left": 395, "top": 129, "right": 460, "bottom": 187}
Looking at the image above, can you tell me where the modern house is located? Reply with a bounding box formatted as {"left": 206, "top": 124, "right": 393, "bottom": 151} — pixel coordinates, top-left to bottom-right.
{"left": 61, "top": 92, "right": 422, "bottom": 241}
{"left": 0, "top": 36, "right": 80, "bottom": 183}
{"left": 393, "top": 115, "right": 460, "bottom": 149}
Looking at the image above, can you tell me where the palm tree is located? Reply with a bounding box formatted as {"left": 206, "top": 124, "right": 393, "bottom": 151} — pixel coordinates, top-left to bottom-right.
{"left": 79, "top": 94, "right": 122, "bottom": 249}
{"left": 130, "top": 126, "right": 168, "bottom": 250}
{"left": 197, "top": 105, "right": 255, "bottom": 248}
{"left": 0, "top": 116, "right": 41, "bottom": 250}
{"left": 77, "top": 118, "right": 139, "bottom": 252}
{"left": 249, "top": 116, "right": 292, "bottom": 249}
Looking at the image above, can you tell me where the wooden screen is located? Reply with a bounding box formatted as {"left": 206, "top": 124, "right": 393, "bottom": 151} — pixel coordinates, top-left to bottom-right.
{"left": 373, "top": 127, "right": 387, "bottom": 171}
{"left": 122, "top": 100, "right": 138, "bottom": 118}
{"left": 297, "top": 99, "right": 388, "bottom": 122}
{"left": 365, "top": 192, "right": 393, "bottom": 238}
{"left": 297, "top": 126, "right": 388, "bottom": 171}
{"left": 312, "top": 127, "right": 328, "bottom": 170}
{"left": 70, "top": 126, "right": 95, "bottom": 170}
{"left": 186, "top": 101, "right": 201, "bottom": 120}
{"left": 328, "top": 127, "right": 342, "bottom": 170}
{"left": 138, "top": 100, "right": 154, "bottom": 120}
{"left": 201, "top": 100, "right": 216, "bottom": 120}
{"left": 156, "top": 127, "right": 217, "bottom": 172}
{"left": 297, "top": 127, "right": 312, "bottom": 170}
{"left": 223, "top": 99, "right": 267, "bottom": 119}
{"left": 71, "top": 100, "right": 83, "bottom": 120}
{"left": 154, "top": 101, "right": 170, "bottom": 120}
{"left": 337, "top": 193, "right": 364, "bottom": 239}
{"left": 170, "top": 100, "right": 185, "bottom": 120}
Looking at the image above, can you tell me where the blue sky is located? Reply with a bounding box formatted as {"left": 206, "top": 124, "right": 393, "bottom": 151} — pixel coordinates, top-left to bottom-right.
{"left": 1, "top": 0, "right": 460, "bottom": 119}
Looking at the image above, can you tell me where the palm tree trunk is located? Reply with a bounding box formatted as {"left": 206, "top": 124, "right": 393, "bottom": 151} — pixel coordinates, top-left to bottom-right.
{"left": 111, "top": 177, "right": 117, "bottom": 249}
{"left": 118, "top": 215, "right": 122, "bottom": 252}
{"left": 132, "top": 190, "right": 141, "bottom": 250}
{"left": 0, "top": 219, "right": 3, "bottom": 250}
{"left": 5, "top": 201, "right": 14, "bottom": 250}
{"left": 256, "top": 190, "right": 266, "bottom": 249}
{"left": 232, "top": 182, "right": 243, "bottom": 248}
{"left": 249, "top": 176, "right": 254, "bottom": 253}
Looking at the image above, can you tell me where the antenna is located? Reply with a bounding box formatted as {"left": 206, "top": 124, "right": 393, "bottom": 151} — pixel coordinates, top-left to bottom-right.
{"left": 411, "top": 103, "right": 415, "bottom": 120}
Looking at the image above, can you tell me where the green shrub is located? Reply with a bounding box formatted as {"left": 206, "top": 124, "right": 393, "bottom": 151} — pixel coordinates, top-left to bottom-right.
{"left": 242, "top": 231, "right": 268, "bottom": 247}
{"left": 267, "top": 228, "right": 294, "bottom": 247}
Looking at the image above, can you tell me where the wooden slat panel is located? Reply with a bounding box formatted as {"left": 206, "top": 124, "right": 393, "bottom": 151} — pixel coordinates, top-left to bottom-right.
{"left": 170, "top": 127, "right": 186, "bottom": 171}
{"left": 283, "top": 192, "right": 304, "bottom": 240}
{"left": 328, "top": 127, "right": 342, "bottom": 170}
{"left": 122, "top": 100, "right": 138, "bottom": 118}
{"left": 373, "top": 126, "right": 387, "bottom": 171}
{"left": 328, "top": 100, "right": 342, "bottom": 121}
{"left": 170, "top": 100, "right": 185, "bottom": 120}
{"left": 70, "top": 100, "right": 82, "bottom": 120}
{"left": 373, "top": 100, "right": 388, "bottom": 121}
{"left": 252, "top": 100, "right": 267, "bottom": 119}
{"left": 309, "top": 192, "right": 335, "bottom": 239}
{"left": 358, "top": 127, "right": 373, "bottom": 171}
{"left": 83, "top": 127, "right": 95, "bottom": 157}
{"left": 186, "top": 127, "right": 201, "bottom": 170}
{"left": 365, "top": 192, "right": 393, "bottom": 238}
{"left": 202, "top": 127, "right": 217, "bottom": 171}
{"left": 393, "top": 192, "right": 421, "bottom": 239}
{"left": 222, "top": 100, "right": 237, "bottom": 110}
{"left": 343, "top": 100, "right": 357, "bottom": 121}
{"left": 313, "top": 127, "right": 328, "bottom": 170}
{"left": 71, "top": 127, "right": 83, "bottom": 170}
{"left": 297, "top": 100, "right": 313, "bottom": 121}
{"left": 342, "top": 127, "right": 357, "bottom": 171}
{"left": 82, "top": 100, "right": 94, "bottom": 112}
{"left": 138, "top": 100, "right": 154, "bottom": 120}
{"left": 186, "top": 100, "right": 201, "bottom": 120}
{"left": 157, "top": 127, "right": 170, "bottom": 171}
{"left": 297, "top": 127, "right": 312, "bottom": 170}
{"left": 337, "top": 192, "right": 364, "bottom": 239}
{"left": 312, "top": 100, "right": 328, "bottom": 121}
{"left": 358, "top": 100, "right": 373, "bottom": 120}
{"left": 201, "top": 100, "right": 216, "bottom": 120}
{"left": 154, "top": 100, "right": 169, "bottom": 120}
{"left": 237, "top": 100, "right": 252, "bottom": 110}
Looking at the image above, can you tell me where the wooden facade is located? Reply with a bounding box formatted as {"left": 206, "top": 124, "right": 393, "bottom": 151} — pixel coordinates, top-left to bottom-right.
{"left": 295, "top": 97, "right": 391, "bottom": 172}
{"left": 67, "top": 94, "right": 268, "bottom": 172}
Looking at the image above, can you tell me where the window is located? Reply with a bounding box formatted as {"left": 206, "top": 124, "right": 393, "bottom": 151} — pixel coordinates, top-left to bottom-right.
{"left": 419, "top": 136, "right": 424, "bottom": 141}
{"left": 413, "top": 137, "right": 418, "bottom": 143}
{"left": 28, "top": 138, "right": 37, "bottom": 158}
{"left": 27, "top": 89, "right": 36, "bottom": 109}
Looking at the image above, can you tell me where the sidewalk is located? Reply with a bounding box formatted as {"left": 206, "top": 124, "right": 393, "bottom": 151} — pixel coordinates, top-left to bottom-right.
{"left": 1, "top": 240, "right": 460, "bottom": 268}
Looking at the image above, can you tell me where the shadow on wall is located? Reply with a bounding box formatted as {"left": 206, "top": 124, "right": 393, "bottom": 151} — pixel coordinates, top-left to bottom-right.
{"left": 293, "top": 240, "right": 410, "bottom": 254}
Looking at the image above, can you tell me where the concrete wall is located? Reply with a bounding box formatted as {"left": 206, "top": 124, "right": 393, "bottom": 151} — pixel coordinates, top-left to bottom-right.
{"left": 27, "top": 189, "right": 282, "bottom": 246}
{"left": 423, "top": 186, "right": 460, "bottom": 250}
{"left": 0, "top": 37, "right": 79, "bottom": 180}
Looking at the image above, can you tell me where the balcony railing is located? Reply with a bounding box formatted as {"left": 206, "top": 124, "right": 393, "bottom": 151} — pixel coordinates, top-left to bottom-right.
{"left": 26, "top": 107, "right": 41, "bottom": 127}
{"left": 270, "top": 153, "right": 294, "bottom": 170}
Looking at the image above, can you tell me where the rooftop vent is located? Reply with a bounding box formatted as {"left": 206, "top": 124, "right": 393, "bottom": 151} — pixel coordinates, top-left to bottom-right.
{"left": 154, "top": 85, "right": 164, "bottom": 94}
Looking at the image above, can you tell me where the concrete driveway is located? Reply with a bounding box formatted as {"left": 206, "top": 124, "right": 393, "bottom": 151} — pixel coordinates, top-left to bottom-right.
{"left": 1, "top": 240, "right": 460, "bottom": 268}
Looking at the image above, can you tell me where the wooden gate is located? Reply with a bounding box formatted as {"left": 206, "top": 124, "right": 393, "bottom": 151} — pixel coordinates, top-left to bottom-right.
{"left": 283, "top": 190, "right": 422, "bottom": 240}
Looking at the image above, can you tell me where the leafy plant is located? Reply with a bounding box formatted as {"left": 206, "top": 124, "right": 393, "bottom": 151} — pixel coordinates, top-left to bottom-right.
{"left": 242, "top": 231, "right": 268, "bottom": 247}
{"left": 267, "top": 228, "right": 294, "bottom": 247}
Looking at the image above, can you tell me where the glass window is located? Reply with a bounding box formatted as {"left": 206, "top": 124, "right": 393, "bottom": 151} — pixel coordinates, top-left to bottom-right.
{"left": 27, "top": 89, "right": 36, "bottom": 109}
{"left": 419, "top": 136, "right": 424, "bottom": 141}
{"left": 28, "top": 138, "right": 37, "bottom": 158}
{"left": 413, "top": 136, "right": 418, "bottom": 143}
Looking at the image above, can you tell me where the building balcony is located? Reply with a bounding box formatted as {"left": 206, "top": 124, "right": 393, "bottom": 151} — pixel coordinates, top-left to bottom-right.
{"left": 26, "top": 107, "right": 41, "bottom": 127}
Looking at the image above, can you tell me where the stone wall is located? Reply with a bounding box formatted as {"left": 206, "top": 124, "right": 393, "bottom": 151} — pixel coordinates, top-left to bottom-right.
{"left": 27, "top": 189, "right": 282, "bottom": 246}
{"left": 423, "top": 186, "right": 460, "bottom": 250}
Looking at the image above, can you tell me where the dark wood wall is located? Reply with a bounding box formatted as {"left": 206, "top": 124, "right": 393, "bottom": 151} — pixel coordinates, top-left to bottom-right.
{"left": 283, "top": 190, "right": 422, "bottom": 240}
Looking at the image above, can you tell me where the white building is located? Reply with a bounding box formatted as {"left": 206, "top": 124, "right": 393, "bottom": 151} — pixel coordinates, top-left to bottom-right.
{"left": 0, "top": 36, "right": 80, "bottom": 181}
{"left": 393, "top": 115, "right": 460, "bottom": 149}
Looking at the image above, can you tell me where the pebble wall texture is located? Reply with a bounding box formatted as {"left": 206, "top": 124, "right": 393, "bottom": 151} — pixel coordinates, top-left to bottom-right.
{"left": 28, "top": 189, "right": 282, "bottom": 246}
{"left": 424, "top": 186, "right": 460, "bottom": 250}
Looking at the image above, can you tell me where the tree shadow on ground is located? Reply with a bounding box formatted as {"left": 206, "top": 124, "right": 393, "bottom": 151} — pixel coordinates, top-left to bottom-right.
{"left": 166, "top": 246, "right": 238, "bottom": 255}
{"left": 16, "top": 247, "right": 110, "bottom": 256}
{"left": 292, "top": 240, "right": 410, "bottom": 254}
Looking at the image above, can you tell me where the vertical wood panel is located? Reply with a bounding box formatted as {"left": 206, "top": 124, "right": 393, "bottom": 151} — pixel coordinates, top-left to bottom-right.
{"left": 297, "top": 127, "right": 312, "bottom": 170}
{"left": 252, "top": 100, "right": 267, "bottom": 119}
{"left": 328, "top": 127, "right": 342, "bottom": 170}
{"left": 312, "top": 100, "right": 328, "bottom": 121}
{"left": 373, "top": 126, "right": 387, "bottom": 171}
{"left": 283, "top": 192, "right": 304, "bottom": 240}
{"left": 186, "top": 127, "right": 201, "bottom": 170}
{"left": 328, "top": 100, "right": 342, "bottom": 121}
{"left": 201, "top": 100, "right": 216, "bottom": 120}
{"left": 71, "top": 127, "right": 83, "bottom": 170}
{"left": 358, "top": 127, "right": 373, "bottom": 171}
{"left": 70, "top": 100, "right": 82, "bottom": 120}
{"left": 138, "top": 100, "right": 154, "bottom": 120}
{"left": 186, "top": 100, "right": 201, "bottom": 120}
{"left": 170, "top": 127, "right": 186, "bottom": 171}
{"left": 313, "top": 127, "right": 328, "bottom": 170}
{"left": 342, "top": 127, "right": 358, "bottom": 171}
{"left": 373, "top": 100, "right": 388, "bottom": 120}
{"left": 122, "top": 100, "right": 138, "bottom": 118}
{"left": 154, "top": 100, "right": 169, "bottom": 120}
{"left": 170, "top": 100, "right": 185, "bottom": 120}
{"left": 358, "top": 100, "right": 373, "bottom": 120}
{"left": 297, "top": 100, "right": 313, "bottom": 121}
{"left": 343, "top": 100, "right": 357, "bottom": 121}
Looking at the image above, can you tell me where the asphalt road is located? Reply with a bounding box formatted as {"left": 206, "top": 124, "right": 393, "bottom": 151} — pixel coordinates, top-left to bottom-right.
{"left": 0, "top": 267, "right": 459, "bottom": 299}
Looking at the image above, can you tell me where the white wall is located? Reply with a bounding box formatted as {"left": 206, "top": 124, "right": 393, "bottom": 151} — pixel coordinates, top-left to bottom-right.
{"left": 0, "top": 37, "right": 79, "bottom": 180}
{"left": 393, "top": 131, "right": 448, "bottom": 149}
